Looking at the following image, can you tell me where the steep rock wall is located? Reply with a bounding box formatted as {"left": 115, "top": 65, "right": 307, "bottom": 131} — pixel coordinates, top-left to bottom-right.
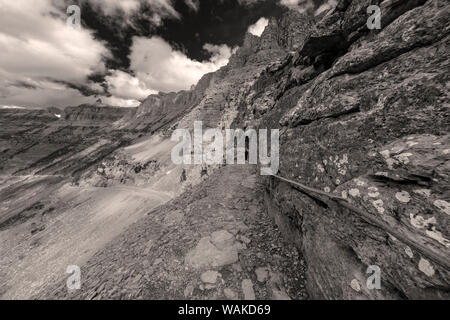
{"left": 235, "top": 0, "right": 449, "bottom": 299}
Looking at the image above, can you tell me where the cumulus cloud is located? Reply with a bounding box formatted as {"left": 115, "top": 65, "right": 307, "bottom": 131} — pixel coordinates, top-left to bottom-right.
{"left": 87, "top": 0, "right": 140, "bottom": 15}
{"left": 279, "top": 0, "right": 301, "bottom": 6}
{"left": 85, "top": 0, "right": 180, "bottom": 19}
{"left": 279, "top": 0, "right": 313, "bottom": 13}
{"left": 0, "top": 1, "right": 234, "bottom": 108}
{"left": 279, "top": 0, "right": 336, "bottom": 14}
{"left": 0, "top": 0, "right": 109, "bottom": 108}
{"left": 126, "top": 37, "right": 233, "bottom": 93}
{"left": 102, "top": 95, "right": 142, "bottom": 108}
{"left": 1, "top": 0, "right": 285, "bottom": 109}
{"left": 101, "top": 37, "right": 234, "bottom": 106}
{"left": 185, "top": 0, "right": 200, "bottom": 12}
{"left": 105, "top": 70, "right": 157, "bottom": 100}
{"left": 248, "top": 17, "right": 269, "bottom": 37}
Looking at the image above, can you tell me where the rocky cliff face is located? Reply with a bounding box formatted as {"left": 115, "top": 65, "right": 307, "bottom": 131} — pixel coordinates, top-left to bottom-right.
{"left": 115, "top": 73, "right": 214, "bottom": 132}
{"left": 232, "top": 0, "right": 449, "bottom": 299}
{"left": 121, "top": 10, "right": 307, "bottom": 133}
{"left": 64, "top": 104, "right": 134, "bottom": 123}
{"left": 109, "top": 0, "right": 449, "bottom": 299}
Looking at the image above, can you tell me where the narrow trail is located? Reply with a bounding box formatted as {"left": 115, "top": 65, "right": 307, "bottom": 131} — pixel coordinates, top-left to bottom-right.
{"left": 0, "top": 183, "right": 170, "bottom": 299}
{"left": 41, "top": 165, "right": 308, "bottom": 300}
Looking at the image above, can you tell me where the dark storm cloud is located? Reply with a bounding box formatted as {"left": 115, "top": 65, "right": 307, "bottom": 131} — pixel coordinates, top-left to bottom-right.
{"left": 157, "top": 0, "right": 284, "bottom": 60}
{"left": 51, "top": 79, "right": 105, "bottom": 97}
{"left": 60, "top": 0, "right": 284, "bottom": 70}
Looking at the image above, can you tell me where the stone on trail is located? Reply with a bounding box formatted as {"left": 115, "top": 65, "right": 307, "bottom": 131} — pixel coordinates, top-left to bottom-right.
{"left": 211, "top": 230, "right": 235, "bottom": 250}
{"left": 185, "top": 235, "right": 238, "bottom": 269}
{"left": 200, "top": 270, "right": 219, "bottom": 284}
{"left": 184, "top": 284, "right": 194, "bottom": 298}
{"left": 241, "top": 279, "right": 256, "bottom": 300}
{"left": 224, "top": 288, "right": 238, "bottom": 300}
{"left": 272, "top": 288, "right": 291, "bottom": 300}
{"left": 241, "top": 175, "right": 257, "bottom": 189}
{"left": 153, "top": 258, "right": 163, "bottom": 266}
{"left": 268, "top": 271, "right": 291, "bottom": 300}
{"left": 236, "top": 242, "right": 247, "bottom": 251}
{"left": 232, "top": 263, "right": 243, "bottom": 273}
{"left": 255, "top": 267, "right": 269, "bottom": 283}
{"left": 239, "top": 235, "right": 251, "bottom": 245}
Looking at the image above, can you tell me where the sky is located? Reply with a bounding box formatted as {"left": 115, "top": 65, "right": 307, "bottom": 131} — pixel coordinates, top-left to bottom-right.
{"left": 0, "top": 0, "right": 324, "bottom": 109}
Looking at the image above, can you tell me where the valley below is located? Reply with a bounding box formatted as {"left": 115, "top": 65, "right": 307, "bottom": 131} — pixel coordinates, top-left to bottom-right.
{"left": 0, "top": 177, "right": 170, "bottom": 299}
